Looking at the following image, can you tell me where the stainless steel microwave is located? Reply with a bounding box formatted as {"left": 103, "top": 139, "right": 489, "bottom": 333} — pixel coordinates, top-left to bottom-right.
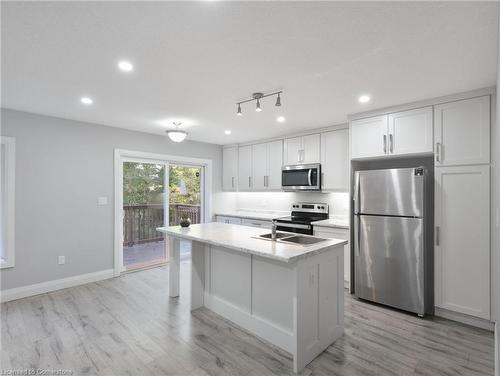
{"left": 281, "top": 163, "right": 321, "bottom": 191}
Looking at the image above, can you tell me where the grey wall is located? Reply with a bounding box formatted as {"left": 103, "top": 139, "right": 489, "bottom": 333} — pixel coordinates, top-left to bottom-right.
{"left": 0, "top": 109, "right": 222, "bottom": 290}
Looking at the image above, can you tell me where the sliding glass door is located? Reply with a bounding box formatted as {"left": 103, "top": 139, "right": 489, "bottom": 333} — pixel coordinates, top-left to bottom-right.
{"left": 123, "top": 161, "right": 167, "bottom": 271}
{"left": 169, "top": 164, "right": 203, "bottom": 261}
{"left": 121, "top": 160, "right": 204, "bottom": 271}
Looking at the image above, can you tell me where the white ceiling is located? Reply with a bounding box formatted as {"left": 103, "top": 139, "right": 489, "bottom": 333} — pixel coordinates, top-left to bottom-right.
{"left": 2, "top": 1, "right": 498, "bottom": 145}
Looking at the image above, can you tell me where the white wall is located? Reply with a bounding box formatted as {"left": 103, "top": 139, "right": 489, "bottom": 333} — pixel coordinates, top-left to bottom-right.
{"left": 215, "top": 191, "right": 350, "bottom": 217}
{"left": 0, "top": 109, "right": 222, "bottom": 291}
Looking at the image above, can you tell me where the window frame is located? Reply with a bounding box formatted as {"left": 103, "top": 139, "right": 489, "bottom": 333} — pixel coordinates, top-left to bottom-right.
{"left": 1, "top": 136, "right": 15, "bottom": 269}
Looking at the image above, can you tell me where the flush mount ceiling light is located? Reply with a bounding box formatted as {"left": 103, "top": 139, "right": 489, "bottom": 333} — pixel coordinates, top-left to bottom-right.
{"left": 277, "top": 116, "right": 286, "bottom": 123}
{"left": 224, "top": 130, "right": 231, "bottom": 135}
{"left": 118, "top": 60, "right": 134, "bottom": 72}
{"left": 236, "top": 91, "right": 283, "bottom": 116}
{"left": 358, "top": 95, "right": 371, "bottom": 103}
{"left": 166, "top": 122, "right": 188, "bottom": 142}
{"left": 80, "top": 97, "right": 93, "bottom": 105}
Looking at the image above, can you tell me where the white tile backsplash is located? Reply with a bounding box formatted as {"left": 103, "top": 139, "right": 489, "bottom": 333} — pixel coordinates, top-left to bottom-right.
{"left": 213, "top": 191, "right": 350, "bottom": 217}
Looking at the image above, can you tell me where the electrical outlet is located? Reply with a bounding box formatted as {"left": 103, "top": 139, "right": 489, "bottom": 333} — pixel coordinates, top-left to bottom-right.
{"left": 58, "top": 256, "right": 65, "bottom": 265}
{"left": 97, "top": 196, "right": 108, "bottom": 206}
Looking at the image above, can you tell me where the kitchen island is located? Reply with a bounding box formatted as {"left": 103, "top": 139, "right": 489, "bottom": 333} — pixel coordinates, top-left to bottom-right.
{"left": 156, "top": 223, "right": 347, "bottom": 373}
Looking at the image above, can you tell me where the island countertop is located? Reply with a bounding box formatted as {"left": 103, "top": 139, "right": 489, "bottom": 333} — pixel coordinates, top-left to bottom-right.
{"left": 157, "top": 222, "right": 347, "bottom": 263}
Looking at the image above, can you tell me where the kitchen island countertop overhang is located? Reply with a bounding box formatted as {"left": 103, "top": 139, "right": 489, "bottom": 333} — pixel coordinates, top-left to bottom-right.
{"left": 156, "top": 222, "right": 347, "bottom": 373}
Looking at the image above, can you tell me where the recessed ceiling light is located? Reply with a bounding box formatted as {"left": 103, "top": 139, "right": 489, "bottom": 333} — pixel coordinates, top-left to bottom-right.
{"left": 118, "top": 61, "right": 134, "bottom": 72}
{"left": 81, "top": 97, "right": 93, "bottom": 105}
{"left": 358, "top": 95, "right": 370, "bottom": 103}
{"left": 277, "top": 116, "right": 286, "bottom": 123}
{"left": 224, "top": 130, "right": 231, "bottom": 135}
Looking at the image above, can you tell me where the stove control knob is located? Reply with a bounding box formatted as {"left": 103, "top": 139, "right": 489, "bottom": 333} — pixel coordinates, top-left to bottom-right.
{"left": 317, "top": 205, "right": 321, "bottom": 209}
{"left": 321, "top": 206, "right": 325, "bottom": 209}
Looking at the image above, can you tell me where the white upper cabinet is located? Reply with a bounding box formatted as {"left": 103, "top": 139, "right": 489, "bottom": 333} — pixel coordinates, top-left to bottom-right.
{"left": 434, "top": 165, "right": 490, "bottom": 319}
{"left": 350, "top": 115, "right": 388, "bottom": 159}
{"left": 238, "top": 145, "right": 253, "bottom": 190}
{"left": 267, "top": 140, "right": 283, "bottom": 190}
{"left": 284, "top": 134, "right": 320, "bottom": 165}
{"left": 252, "top": 143, "right": 268, "bottom": 190}
{"left": 222, "top": 147, "right": 238, "bottom": 191}
{"left": 388, "top": 107, "right": 433, "bottom": 155}
{"left": 283, "top": 136, "right": 302, "bottom": 165}
{"left": 321, "top": 129, "right": 349, "bottom": 191}
{"left": 302, "top": 134, "right": 321, "bottom": 164}
{"left": 434, "top": 96, "right": 490, "bottom": 166}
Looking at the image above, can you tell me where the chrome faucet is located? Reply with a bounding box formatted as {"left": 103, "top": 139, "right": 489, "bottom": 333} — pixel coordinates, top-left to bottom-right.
{"left": 271, "top": 220, "right": 277, "bottom": 240}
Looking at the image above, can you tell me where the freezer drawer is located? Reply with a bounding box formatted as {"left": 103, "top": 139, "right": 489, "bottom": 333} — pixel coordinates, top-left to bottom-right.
{"left": 354, "top": 167, "right": 424, "bottom": 217}
{"left": 354, "top": 215, "right": 424, "bottom": 315}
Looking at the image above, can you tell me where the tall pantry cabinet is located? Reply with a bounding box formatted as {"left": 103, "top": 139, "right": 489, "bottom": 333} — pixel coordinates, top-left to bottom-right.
{"left": 434, "top": 95, "right": 491, "bottom": 320}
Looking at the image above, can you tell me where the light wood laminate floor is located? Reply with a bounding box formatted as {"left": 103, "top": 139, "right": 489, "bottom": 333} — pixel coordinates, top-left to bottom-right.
{"left": 1, "top": 261, "right": 494, "bottom": 376}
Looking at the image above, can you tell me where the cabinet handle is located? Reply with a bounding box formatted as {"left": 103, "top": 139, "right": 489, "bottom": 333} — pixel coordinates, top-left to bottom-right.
{"left": 266, "top": 175, "right": 269, "bottom": 187}
{"left": 436, "top": 143, "right": 442, "bottom": 163}
{"left": 264, "top": 175, "right": 267, "bottom": 187}
{"left": 389, "top": 134, "right": 394, "bottom": 153}
{"left": 297, "top": 149, "right": 301, "bottom": 163}
{"left": 301, "top": 149, "right": 305, "bottom": 162}
{"left": 231, "top": 176, "right": 234, "bottom": 188}
{"left": 248, "top": 176, "right": 252, "bottom": 187}
{"left": 383, "top": 135, "right": 387, "bottom": 154}
{"left": 436, "top": 226, "right": 440, "bottom": 246}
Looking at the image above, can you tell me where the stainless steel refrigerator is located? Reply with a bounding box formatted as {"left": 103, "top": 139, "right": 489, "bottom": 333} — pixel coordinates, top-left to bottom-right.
{"left": 353, "top": 167, "right": 432, "bottom": 316}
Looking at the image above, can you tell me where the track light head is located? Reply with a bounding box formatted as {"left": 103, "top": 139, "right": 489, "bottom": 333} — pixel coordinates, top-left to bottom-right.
{"left": 237, "top": 103, "right": 242, "bottom": 116}
{"left": 256, "top": 99, "right": 262, "bottom": 112}
{"left": 275, "top": 93, "right": 281, "bottom": 107}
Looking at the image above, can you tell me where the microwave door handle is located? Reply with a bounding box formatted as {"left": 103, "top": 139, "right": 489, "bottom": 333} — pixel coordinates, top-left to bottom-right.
{"left": 308, "top": 169, "right": 312, "bottom": 186}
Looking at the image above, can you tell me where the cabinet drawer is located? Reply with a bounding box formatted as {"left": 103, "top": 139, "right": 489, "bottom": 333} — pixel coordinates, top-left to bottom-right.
{"left": 314, "top": 228, "right": 348, "bottom": 240}
{"left": 242, "top": 218, "right": 272, "bottom": 229}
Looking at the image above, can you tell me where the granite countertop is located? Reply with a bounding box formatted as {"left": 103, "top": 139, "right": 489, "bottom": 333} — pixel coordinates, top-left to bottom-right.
{"left": 311, "top": 216, "right": 349, "bottom": 230}
{"left": 157, "top": 223, "right": 347, "bottom": 263}
{"left": 214, "top": 210, "right": 289, "bottom": 221}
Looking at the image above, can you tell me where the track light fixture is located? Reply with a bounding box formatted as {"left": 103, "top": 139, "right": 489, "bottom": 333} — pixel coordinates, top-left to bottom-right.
{"left": 235, "top": 90, "right": 283, "bottom": 116}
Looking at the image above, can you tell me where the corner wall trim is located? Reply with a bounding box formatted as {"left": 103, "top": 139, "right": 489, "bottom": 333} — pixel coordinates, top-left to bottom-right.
{"left": 0, "top": 269, "right": 114, "bottom": 303}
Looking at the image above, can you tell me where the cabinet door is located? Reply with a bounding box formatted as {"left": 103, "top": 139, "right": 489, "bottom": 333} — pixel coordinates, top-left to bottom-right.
{"left": 350, "top": 115, "right": 388, "bottom": 159}
{"left": 222, "top": 147, "right": 238, "bottom": 191}
{"left": 267, "top": 140, "right": 283, "bottom": 190}
{"left": 388, "top": 107, "right": 433, "bottom": 155}
{"left": 435, "top": 165, "right": 490, "bottom": 319}
{"left": 302, "top": 134, "right": 321, "bottom": 164}
{"left": 434, "top": 96, "right": 490, "bottom": 166}
{"left": 314, "top": 228, "right": 350, "bottom": 286}
{"left": 284, "top": 136, "right": 302, "bottom": 165}
{"left": 321, "top": 129, "right": 349, "bottom": 191}
{"left": 238, "top": 145, "right": 253, "bottom": 190}
{"left": 252, "top": 143, "right": 268, "bottom": 190}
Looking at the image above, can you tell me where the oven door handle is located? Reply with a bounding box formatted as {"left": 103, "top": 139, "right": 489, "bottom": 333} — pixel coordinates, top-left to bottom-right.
{"left": 307, "top": 169, "right": 313, "bottom": 186}
{"left": 275, "top": 222, "right": 311, "bottom": 230}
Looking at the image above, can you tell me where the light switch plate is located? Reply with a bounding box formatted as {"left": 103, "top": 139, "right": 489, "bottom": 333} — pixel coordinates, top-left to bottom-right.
{"left": 97, "top": 196, "right": 108, "bottom": 206}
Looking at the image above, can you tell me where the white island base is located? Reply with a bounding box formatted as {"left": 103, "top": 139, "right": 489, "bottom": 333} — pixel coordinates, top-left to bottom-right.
{"left": 158, "top": 223, "right": 346, "bottom": 373}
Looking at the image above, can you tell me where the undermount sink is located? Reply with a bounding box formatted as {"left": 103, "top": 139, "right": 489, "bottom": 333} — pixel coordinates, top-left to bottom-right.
{"left": 279, "top": 235, "right": 327, "bottom": 245}
{"left": 256, "top": 233, "right": 328, "bottom": 245}
{"left": 258, "top": 232, "right": 292, "bottom": 240}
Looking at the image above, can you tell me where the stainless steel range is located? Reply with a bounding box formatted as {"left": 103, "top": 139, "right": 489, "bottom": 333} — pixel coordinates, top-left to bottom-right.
{"left": 274, "top": 202, "right": 328, "bottom": 235}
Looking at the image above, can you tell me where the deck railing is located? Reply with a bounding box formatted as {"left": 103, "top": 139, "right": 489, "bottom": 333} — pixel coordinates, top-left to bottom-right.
{"left": 123, "top": 203, "right": 200, "bottom": 246}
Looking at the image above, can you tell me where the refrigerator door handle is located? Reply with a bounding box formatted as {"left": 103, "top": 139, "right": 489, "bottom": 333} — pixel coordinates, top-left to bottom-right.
{"left": 354, "top": 216, "right": 360, "bottom": 257}
{"left": 436, "top": 226, "right": 440, "bottom": 246}
{"left": 353, "top": 172, "right": 360, "bottom": 214}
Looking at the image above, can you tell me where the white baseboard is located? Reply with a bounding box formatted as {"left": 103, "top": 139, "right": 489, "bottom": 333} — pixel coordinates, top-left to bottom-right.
{"left": 435, "top": 306, "right": 494, "bottom": 331}
{"left": 0, "top": 269, "right": 114, "bottom": 303}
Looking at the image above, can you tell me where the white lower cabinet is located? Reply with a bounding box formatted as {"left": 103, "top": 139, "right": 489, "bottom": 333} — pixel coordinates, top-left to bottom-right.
{"left": 215, "top": 216, "right": 242, "bottom": 225}
{"left": 434, "top": 165, "right": 490, "bottom": 319}
{"left": 314, "top": 227, "right": 350, "bottom": 287}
